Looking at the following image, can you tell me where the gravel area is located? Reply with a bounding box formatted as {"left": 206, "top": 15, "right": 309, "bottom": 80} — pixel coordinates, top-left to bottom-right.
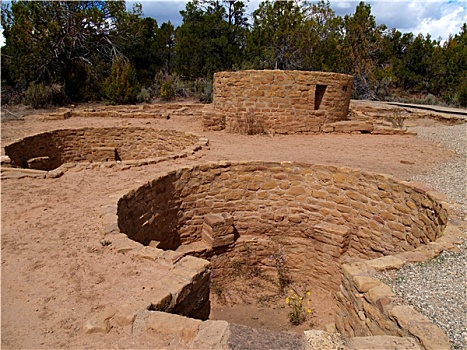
{"left": 381, "top": 123, "right": 466, "bottom": 350}
{"left": 410, "top": 124, "right": 466, "bottom": 208}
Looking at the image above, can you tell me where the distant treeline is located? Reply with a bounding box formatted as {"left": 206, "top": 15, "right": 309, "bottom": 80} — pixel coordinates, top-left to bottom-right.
{"left": 1, "top": 0, "right": 466, "bottom": 107}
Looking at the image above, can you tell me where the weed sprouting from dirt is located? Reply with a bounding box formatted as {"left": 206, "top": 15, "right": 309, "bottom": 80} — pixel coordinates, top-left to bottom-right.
{"left": 385, "top": 110, "right": 406, "bottom": 128}
{"left": 286, "top": 286, "right": 313, "bottom": 325}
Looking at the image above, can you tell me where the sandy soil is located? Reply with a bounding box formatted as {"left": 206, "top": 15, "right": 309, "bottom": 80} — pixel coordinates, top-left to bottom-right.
{"left": 0, "top": 101, "right": 463, "bottom": 349}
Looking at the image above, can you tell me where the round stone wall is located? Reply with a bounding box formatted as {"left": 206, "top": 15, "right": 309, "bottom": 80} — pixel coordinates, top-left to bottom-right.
{"left": 204, "top": 70, "right": 353, "bottom": 134}
{"left": 117, "top": 161, "right": 448, "bottom": 291}
{"left": 4, "top": 127, "right": 201, "bottom": 171}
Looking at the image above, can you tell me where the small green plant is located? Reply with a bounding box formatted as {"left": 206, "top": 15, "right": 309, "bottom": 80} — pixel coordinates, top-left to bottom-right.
{"left": 285, "top": 287, "right": 312, "bottom": 325}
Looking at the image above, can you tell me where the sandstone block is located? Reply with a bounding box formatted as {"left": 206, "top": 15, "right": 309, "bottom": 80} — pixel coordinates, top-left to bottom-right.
{"left": 353, "top": 275, "right": 381, "bottom": 293}
{"left": 46, "top": 168, "right": 64, "bottom": 179}
{"left": 408, "top": 322, "right": 451, "bottom": 350}
{"left": 367, "top": 256, "right": 404, "bottom": 271}
{"left": 189, "top": 320, "right": 230, "bottom": 349}
{"left": 365, "top": 284, "right": 394, "bottom": 303}
{"left": 347, "top": 335, "right": 422, "bottom": 350}
{"left": 145, "top": 311, "right": 202, "bottom": 344}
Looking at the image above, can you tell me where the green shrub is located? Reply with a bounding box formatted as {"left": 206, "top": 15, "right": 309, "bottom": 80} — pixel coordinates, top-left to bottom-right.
{"left": 103, "top": 57, "right": 139, "bottom": 105}
{"left": 160, "top": 81, "right": 175, "bottom": 101}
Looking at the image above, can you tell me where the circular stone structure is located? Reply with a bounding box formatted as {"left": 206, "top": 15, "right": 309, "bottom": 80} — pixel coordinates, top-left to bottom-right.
{"left": 117, "top": 161, "right": 448, "bottom": 294}
{"left": 203, "top": 70, "right": 353, "bottom": 134}
{"left": 4, "top": 127, "right": 203, "bottom": 171}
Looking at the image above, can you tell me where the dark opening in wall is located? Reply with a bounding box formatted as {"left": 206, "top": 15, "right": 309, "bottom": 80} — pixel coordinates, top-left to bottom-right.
{"left": 315, "top": 85, "right": 327, "bottom": 110}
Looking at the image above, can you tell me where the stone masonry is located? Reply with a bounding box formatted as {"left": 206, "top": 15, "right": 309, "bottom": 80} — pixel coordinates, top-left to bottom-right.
{"left": 203, "top": 70, "right": 353, "bottom": 134}
{"left": 4, "top": 127, "right": 202, "bottom": 171}
{"left": 98, "top": 161, "right": 463, "bottom": 349}
{"left": 117, "top": 161, "right": 449, "bottom": 292}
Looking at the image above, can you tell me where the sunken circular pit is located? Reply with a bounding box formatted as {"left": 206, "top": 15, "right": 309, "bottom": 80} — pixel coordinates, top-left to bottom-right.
{"left": 116, "top": 161, "right": 451, "bottom": 333}
{"left": 4, "top": 127, "right": 205, "bottom": 171}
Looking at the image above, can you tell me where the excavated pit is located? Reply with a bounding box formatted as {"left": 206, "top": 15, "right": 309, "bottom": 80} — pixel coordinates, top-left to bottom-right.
{"left": 4, "top": 127, "right": 201, "bottom": 171}
{"left": 117, "top": 161, "right": 448, "bottom": 329}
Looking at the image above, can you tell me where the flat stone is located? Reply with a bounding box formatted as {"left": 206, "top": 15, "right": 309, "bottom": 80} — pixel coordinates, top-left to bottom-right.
{"left": 46, "top": 169, "right": 64, "bottom": 179}
{"left": 367, "top": 256, "right": 404, "bottom": 271}
{"left": 113, "top": 302, "right": 150, "bottom": 327}
{"left": 188, "top": 320, "right": 230, "bottom": 349}
{"left": 365, "top": 283, "right": 394, "bottom": 303}
{"left": 0, "top": 155, "right": 11, "bottom": 164}
{"left": 389, "top": 305, "right": 426, "bottom": 329}
{"left": 110, "top": 236, "right": 142, "bottom": 253}
{"left": 304, "top": 329, "right": 347, "bottom": 350}
{"left": 204, "top": 213, "right": 226, "bottom": 227}
{"left": 408, "top": 322, "right": 451, "bottom": 350}
{"left": 353, "top": 275, "right": 381, "bottom": 293}
{"left": 347, "top": 335, "right": 422, "bottom": 350}
{"left": 145, "top": 311, "right": 202, "bottom": 345}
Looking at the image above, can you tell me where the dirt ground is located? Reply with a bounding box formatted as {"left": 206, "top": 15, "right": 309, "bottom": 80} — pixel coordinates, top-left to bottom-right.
{"left": 0, "top": 100, "right": 464, "bottom": 349}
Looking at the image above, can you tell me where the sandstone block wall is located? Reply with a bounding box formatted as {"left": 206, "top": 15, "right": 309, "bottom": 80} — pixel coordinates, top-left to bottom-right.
{"left": 203, "top": 70, "right": 353, "bottom": 134}
{"left": 117, "top": 161, "right": 448, "bottom": 291}
{"left": 5, "top": 128, "right": 200, "bottom": 171}
{"left": 335, "top": 253, "right": 456, "bottom": 350}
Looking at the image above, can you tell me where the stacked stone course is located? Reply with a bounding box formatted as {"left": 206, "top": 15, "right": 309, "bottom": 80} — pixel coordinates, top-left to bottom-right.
{"left": 118, "top": 161, "right": 448, "bottom": 291}
{"left": 5, "top": 127, "right": 201, "bottom": 171}
{"left": 99, "top": 161, "right": 464, "bottom": 348}
{"left": 203, "top": 70, "right": 353, "bottom": 134}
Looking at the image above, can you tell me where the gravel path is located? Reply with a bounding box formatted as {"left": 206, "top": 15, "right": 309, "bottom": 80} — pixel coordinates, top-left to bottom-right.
{"left": 382, "top": 123, "right": 466, "bottom": 350}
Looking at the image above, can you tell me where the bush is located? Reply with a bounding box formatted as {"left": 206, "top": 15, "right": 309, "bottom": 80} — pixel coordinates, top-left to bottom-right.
{"left": 136, "top": 87, "right": 153, "bottom": 103}
{"left": 193, "top": 78, "right": 213, "bottom": 103}
{"left": 160, "top": 82, "right": 175, "bottom": 101}
{"left": 23, "top": 82, "right": 67, "bottom": 109}
{"left": 456, "top": 77, "right": 467, "bottom": 107}
{"left": 103, "top": 57, "right": 139, "bottom": 105}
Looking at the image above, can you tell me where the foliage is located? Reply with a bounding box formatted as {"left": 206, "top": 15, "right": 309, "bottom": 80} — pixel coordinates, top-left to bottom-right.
{"left": 136, "top": 87, "right": 153, "bottom": 103}
{"left": 1, "top": 0, "right": 466, "bottom": 107}
{"left": 102, "top": 57, "right": 139, "bottom": 104}
{"left": 24, "top": 82, "right": 67, "bottom": 108}
{"left": 384, "top": 109, "right": 406, "bottom": 128}
{"left": 160, "top": 81, "right": 175, "bottom": 101}
{"left": 173, "top": 0, "right": 248, "bottom": 79}
{"left": 285, "top": 287, "right": 313, "bottom": 325}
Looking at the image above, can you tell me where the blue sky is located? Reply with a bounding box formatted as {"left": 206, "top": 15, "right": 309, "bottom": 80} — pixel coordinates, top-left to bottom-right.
{"left": 128, "top": 0, "right": 467, "bottom": 41}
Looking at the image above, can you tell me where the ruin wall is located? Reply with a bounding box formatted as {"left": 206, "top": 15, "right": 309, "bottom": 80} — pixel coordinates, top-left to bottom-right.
{"left": 5, "top": 128, "right": 200, "bottom": 171}
{"left": 117, "top": 161, "right": 448, "bottom": 291}
{"left": 203, "top": 70, "right": 353, "bottom": 134}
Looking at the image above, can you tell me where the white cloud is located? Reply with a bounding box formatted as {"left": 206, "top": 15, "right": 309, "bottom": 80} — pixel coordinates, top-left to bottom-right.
{"left": 404, "top": 4, "right": 466, "bottom": 40}
{"left": 0, "top": 28, "right": 4, "bottom": 47}
{"left": 338, "top": 0, "right": 466, "bottom": 41}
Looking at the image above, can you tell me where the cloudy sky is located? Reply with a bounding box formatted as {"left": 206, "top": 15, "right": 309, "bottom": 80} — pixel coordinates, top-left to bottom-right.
{"left": 0, "top": 0, "right": 465, "bottom": 46}
{"left": 128, "top": 0, "right": 466, "bottom": 41}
